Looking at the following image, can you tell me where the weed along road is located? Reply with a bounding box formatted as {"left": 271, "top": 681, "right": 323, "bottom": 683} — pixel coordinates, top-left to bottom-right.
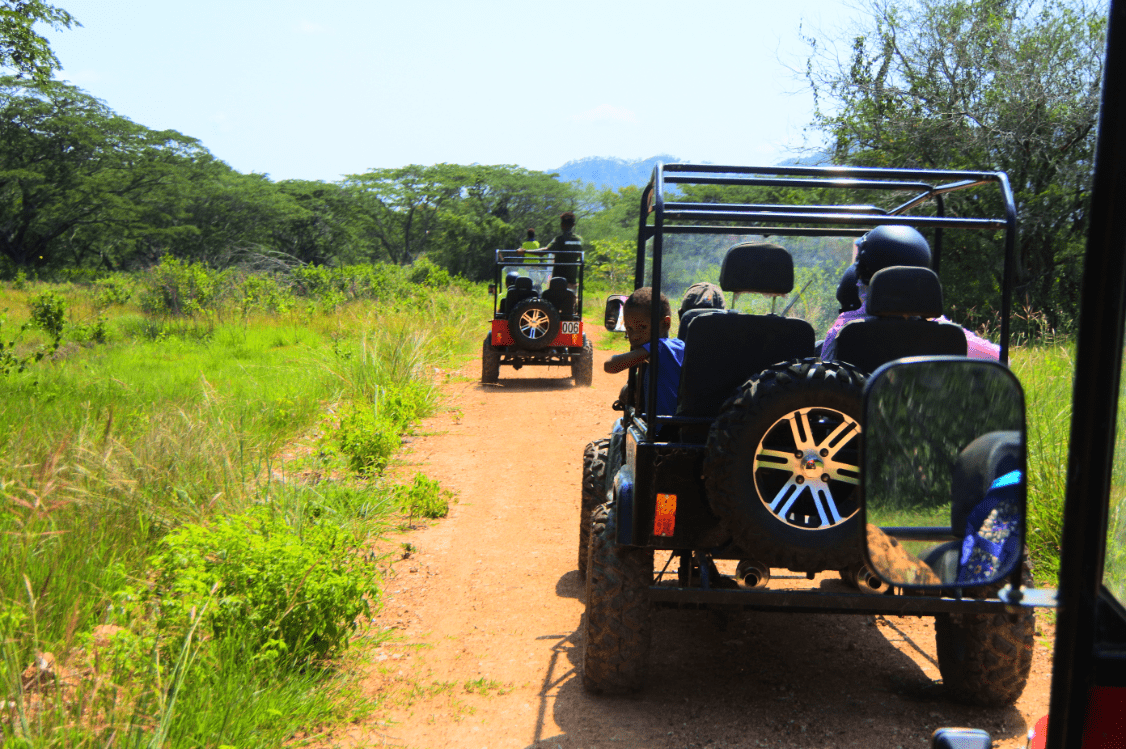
{"left": 328, "top": 330, "right": 1054, "bottom": 749}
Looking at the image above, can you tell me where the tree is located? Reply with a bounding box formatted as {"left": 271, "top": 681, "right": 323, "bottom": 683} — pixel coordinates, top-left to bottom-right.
{"left": 1, "top": 1, "right": 78, "bottom": 80}
{"left": 804, "top": 0, "right": 1106, "bottom": 328}
{"left": 344, "top": 165, "right": 464, "bottom": 266}
{"left": 0, "top": 77, "right": 211, "bottom": 272}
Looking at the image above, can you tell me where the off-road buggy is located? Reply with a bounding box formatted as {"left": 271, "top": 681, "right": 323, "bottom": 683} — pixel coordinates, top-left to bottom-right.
{"left": 481, "top": 249, "right": 592, "bottom": 386}
{"left": 580, "top": 163, "right": 1046, "bottom": 708}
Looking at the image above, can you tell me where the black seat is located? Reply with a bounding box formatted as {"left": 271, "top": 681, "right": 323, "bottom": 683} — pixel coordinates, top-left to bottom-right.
{"left": 541, "top": 276, "right": 576, "bottom": 318}
{"left": 833, "top": 266, "right": 967, "bottom": 374}
{"left": 676, "top": 242, "right": 817, "bottom": 441}
{"left": 505, "top": 276, "right": 537, "bottom": 312}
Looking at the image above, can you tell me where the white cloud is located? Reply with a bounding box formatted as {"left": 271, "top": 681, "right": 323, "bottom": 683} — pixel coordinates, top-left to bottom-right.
{"left": 570, "top": 104, "right": 638, "bottom": 125}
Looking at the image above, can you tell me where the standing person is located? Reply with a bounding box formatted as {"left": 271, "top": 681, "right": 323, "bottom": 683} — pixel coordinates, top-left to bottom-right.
{"left": 519, "top": 228, "right": 540, "bottom": 263}
{"left": 519, "top": 212, "right": 582, "bottom": 290}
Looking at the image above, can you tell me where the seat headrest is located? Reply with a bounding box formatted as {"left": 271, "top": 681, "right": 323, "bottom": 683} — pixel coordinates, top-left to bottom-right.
{"left": 866, "top": 266, "right": 943, "bottom": 318}
{"left": 515, "top": 276, "right": 533, "bottom": 291}
{"left": 549, "top": 276, "right": 569, "bottom": 292}
{"left": 719, "top": 242, "right": 794, "bottom": 295}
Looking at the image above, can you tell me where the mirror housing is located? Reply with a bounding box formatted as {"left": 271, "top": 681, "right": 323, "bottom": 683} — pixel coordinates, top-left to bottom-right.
{"left": 488, "top": 284, "right": 497, "bottom": 295}
{"left": 604, "top": 294, "right": 629, "bottom": 332}
{"left": 862, "top": 357, "right": 1026, "bottom": 590}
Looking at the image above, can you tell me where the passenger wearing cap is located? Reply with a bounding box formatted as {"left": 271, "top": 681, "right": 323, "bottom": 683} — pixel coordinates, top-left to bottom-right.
{"left": 820, "top": 225, "right": 1000, "bottom": 361}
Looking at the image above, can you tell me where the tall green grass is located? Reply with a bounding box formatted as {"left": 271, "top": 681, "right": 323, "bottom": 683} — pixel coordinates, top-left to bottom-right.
{"left": 1011, "top": 342, "right": 1075, "bottom": 586}
{"left": 0, "top": 266, "right": 485, "bottom": 747}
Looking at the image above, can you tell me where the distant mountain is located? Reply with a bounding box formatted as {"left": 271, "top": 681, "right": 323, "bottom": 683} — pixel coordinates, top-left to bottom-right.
{"left": 548, "top": 152, "right": 835, "bottom": 190}
{"left": 548, "top": 155, "right": 684, "bottom": 191}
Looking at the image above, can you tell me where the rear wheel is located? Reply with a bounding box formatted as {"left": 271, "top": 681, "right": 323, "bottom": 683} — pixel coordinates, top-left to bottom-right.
{"left": 579, "top": 439, "right": 609, "bottom": 578}
{"left": 935, "top": 607, "right": 1035, "bottom": 707}
{"left": 582, "top": 502, "right": 652, "bottom": 694}
{"left": 573, "top": 334, "right": 593, "bottom": 386}
{"left": 481, "top": 333, "right": 500, "bottom": 383}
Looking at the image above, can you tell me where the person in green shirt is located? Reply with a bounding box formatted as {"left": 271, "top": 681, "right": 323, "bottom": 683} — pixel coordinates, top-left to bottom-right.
{"left": 519, "top": 212, "right": 582, "bottom": 290}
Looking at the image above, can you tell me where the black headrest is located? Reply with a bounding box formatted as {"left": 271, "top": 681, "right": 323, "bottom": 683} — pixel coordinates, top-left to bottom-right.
{"left": 719, "top": 242, "right": 794, "bottom": 294}
{"left": 515, "top": 276, "right": 533, "bottom": 291}
{"left": 866, "top": 266, "right": 943, "bottom": 318}
{"left": 548, "top": 276, "right": 569, "bottom": 292}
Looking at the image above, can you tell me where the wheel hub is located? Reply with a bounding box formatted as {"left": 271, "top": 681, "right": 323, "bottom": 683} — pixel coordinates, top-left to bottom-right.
{"left": 754, "top": 407, "right": 861, "bottom": 530}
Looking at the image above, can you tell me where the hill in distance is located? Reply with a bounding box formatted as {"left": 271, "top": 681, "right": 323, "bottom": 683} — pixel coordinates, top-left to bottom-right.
{"left": 549, "top": 152, "right": 832, "bottom": 191}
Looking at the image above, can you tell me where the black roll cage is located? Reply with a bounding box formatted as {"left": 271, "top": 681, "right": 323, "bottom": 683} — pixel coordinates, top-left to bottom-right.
{"left": 491, "top": 248, "right": 586, "bottom": 321}
{"left": 630, "top": 163, "right": 1018, "bottom": 442}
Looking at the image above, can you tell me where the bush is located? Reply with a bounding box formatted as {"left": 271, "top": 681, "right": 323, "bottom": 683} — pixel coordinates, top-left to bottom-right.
{"left": 139, "top": 255, "right": 222, "bottom": 317}
{"left": 396, "top": 472, "right": 449, "bottom": 519}
{"left": 337, "top": 407, "right": 401, "bottom": 475}
{"left": 28, "top": 289, "right": 66, "bottom": 341}
{"left": 142, "top": 509, "right": 377, "bottom": 664}
{"left": 93, "top": 275, "right": 135, "bottom": 308}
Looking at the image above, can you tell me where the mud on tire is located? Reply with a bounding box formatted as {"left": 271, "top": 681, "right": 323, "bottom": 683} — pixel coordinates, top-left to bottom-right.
{"left": 704, "top": 358, "right": 868, "bottom": 573}
{"left": 935, "top": 607, "right": 1035, "bottom": 707}
{"left": 579, "top": 439, "right": 609, "bottom": 578}
{"left": 573, "top": 334, "right": 594, "bottom": 387}
{"left": 582, "top": 502, "right": 653, "bottom": 694}
{"left": 481, "top": 333, "right": 500, "bottom": 383}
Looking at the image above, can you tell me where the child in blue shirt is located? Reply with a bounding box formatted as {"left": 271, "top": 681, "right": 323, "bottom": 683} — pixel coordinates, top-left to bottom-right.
{"left": 604, "top": 287, "right": 685, "bottom": 417}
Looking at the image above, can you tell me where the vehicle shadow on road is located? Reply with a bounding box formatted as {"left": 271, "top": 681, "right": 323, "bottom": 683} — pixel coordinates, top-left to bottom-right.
{"left": 479, "top": 378, "right": 579, "bottom": 392}
{"left": 525, "top": 603, "right": 1028, "bottom": 749}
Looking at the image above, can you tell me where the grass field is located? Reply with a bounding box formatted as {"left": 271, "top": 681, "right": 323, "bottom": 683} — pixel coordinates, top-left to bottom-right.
{"left": 0, "top": 266, "right": 492, "bottom": 747}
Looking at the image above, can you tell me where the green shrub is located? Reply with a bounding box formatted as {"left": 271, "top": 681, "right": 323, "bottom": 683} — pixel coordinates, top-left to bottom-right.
{"left": 142, "top": 509, "right": 377, "bottom": 664}
{"left": 396, "top": 472, "right": 449, "bottom": 519}
{"left": 139, "top": 255, "right": 222, "bottom": 317}
{"left": 337, "top": 408, "right": 401, "bottom": 475}
{"left": 93, "top": 275, "right": 135, "bottom": 308}
{"left": 408, "top": 257, "right": 451, "bottom": 288}
{"left": 28, "top": 289, "right": 66, "bottom": 341}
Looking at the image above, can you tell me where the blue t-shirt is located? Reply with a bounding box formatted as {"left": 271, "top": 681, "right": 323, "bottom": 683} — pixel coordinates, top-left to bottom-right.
{"left": 641, "top": 337, "right": 686, "bottom": 416}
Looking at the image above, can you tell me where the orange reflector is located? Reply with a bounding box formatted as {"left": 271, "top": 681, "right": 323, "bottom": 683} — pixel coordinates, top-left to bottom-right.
{"left": 654, "top": 493, "right": 677, "bottom": 537}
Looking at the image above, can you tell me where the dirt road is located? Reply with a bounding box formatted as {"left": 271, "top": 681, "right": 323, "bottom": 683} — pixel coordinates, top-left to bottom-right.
{"left": 329, "top": 331, "right": 1053, "bottom": 749}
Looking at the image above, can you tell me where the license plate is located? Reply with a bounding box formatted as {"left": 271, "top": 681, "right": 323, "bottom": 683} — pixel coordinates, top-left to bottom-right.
{"left": 561, "top": 321, "right": 580, "bottom": 335}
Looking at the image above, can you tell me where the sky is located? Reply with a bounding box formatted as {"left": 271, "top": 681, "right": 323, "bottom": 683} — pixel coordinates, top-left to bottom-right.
{"left": 43, "top": 0, "right": 860, "bottom": 183}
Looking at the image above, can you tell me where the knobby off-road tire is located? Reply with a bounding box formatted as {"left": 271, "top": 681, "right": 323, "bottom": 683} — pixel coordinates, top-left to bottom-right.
{"left": 935, "top": 607, "right": 1035, "bottom": 707}
{"left": 481, "top": 333, "right": 500, "bottom": 383}
{"left": 704, "top": 358, "right": 867, "bottom": 573}
{"left": 582, "top": 502, "right": 653, "bottom": 694}
{"left": 508, "top": 298, "right": 560, "bottom": 351}
{"left": 572, "top": 334, "right": 594, "bottom": 387}
{"left": 578, "top": 439, "right": 609, "bottom": 578}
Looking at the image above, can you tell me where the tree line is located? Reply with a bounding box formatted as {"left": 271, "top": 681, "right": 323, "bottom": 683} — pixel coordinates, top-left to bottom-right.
{"left": 0, "top": 0, "right": 1109, "bottom": 327}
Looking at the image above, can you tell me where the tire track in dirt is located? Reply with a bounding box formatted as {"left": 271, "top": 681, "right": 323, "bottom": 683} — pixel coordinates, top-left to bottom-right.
{"left": 324, "top": 330, "right": 1053, "bottom": 749}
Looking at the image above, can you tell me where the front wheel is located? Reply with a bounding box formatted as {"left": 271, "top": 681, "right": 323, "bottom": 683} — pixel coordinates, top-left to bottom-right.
{"left": 579, "top": 439, "right": 609, "bottom": 578}
{"left": 582, "top": 502, "right": 652, "bottom": 694}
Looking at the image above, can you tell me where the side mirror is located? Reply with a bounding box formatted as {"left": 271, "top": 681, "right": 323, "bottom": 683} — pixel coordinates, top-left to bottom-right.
{"left": 487, "top": 284, "right": 497, "bottom": 295}
{"left": 862, "top": 357, "right": 1026, "bottom": 589}
{"left": 604, "top": 295, "right": 628, "bottom": 332}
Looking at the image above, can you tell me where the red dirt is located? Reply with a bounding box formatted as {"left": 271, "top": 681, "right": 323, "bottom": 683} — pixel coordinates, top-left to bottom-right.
{"left": 322, "top": 330, "right": 1053, "bottom": 749}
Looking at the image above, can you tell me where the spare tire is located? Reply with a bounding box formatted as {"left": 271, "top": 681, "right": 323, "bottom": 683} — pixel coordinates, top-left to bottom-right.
{"left": 704, "top": 358, "right": 867, "bottom": 572}
{"left": 508, "top": 298, "right": 560, "bottom": 351}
